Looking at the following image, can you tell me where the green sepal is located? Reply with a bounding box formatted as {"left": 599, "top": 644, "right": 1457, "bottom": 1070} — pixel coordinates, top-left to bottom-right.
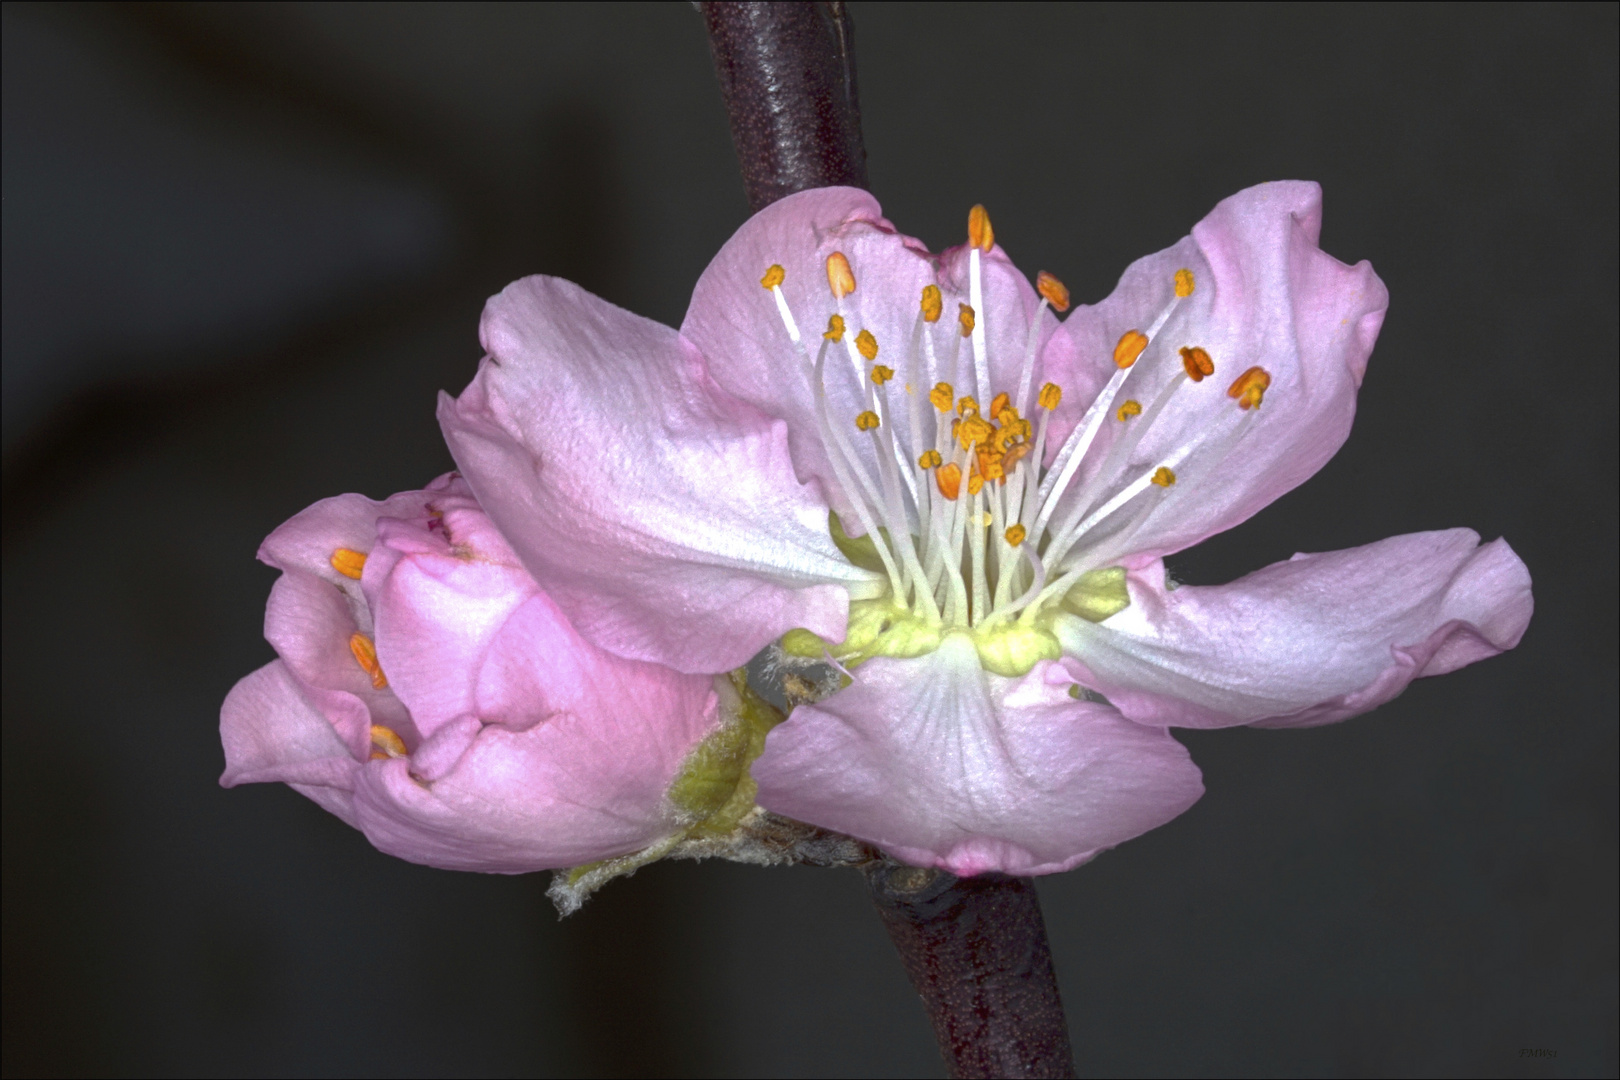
{"left": 1061, "top": 566, "right": 1130, "bottom": 622}
{"left": 829, "top": 511, "right": 892, "bottom": 575}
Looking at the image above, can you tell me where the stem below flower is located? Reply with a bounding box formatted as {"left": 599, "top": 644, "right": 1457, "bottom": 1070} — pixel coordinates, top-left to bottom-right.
{"left": 866, "top": 865, "right": 1076, "bottom": 1079}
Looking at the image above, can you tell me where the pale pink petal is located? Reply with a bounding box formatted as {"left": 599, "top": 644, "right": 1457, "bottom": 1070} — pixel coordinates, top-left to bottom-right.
{"left": 439, "top": 274, "right": 880, "bottom": 674}
{"left": 1054, "top": 530, "right": 1533, "bottom": 729}
{"left": 682, "top": 187, "right": 1059, "bottom": 525}
{"left": 1040, "top": 181, "right": 1389, "bottom": 563}
{"left": 752, "top": 635, "right": 1203, "bottom": 875}
{"left": 219, "top": 661, "right": 361, "bottom": 827}
{"left": 367, "top": 491, "right": 720, "bottom": 749}
{"left": 349, "top": 682, "right": 723, "bottom": 872}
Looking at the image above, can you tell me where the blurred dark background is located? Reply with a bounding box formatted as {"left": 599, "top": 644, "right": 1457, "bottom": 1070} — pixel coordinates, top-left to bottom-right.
{"left": 2, "top": 3, "right": 1614, "bottom": 1077}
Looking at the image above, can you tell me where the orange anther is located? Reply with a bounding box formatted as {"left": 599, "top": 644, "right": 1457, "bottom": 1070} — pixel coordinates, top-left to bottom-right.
{"left": 1004, "top": 524, "right": 1028, "bottom": 547}
{"left": 930, "top": 382, "right": 955, "bottom": 412}
{"left": 826, "top": 252, "right": 856, "bottom": 299}
{"left": 1114, "top": 330, "right": 1149, "bottom": 368}
{"left": 957, "top": 414, "right": 994, "bottom": 451}
{"left": 330, "top": 548, "right": 367, "bottom": 580}
{"left": 978, "top": 454, "right": 1006, "bottom": 483}
{"left": 1038, "top": 382, "right": 1062, "bottom": 410}
{"left": 935, "top": 462, "right": 963, "bottom": 500}
{"left": 855, "top": 329, "right": 879, "bottom": 361}
{"left": 349, "top": 633, "right": 388, "bottom": 690}
{"left": 968, "top": 204, "right": 994, "bottom": 252}
{"left": 870, "top": 364, "right": 894, "bottom": 386}
{"left": 823, "top": 314, "right": 846, "bottom": 342}
{"left": 1151, "top": 466, "right": 1177, "bottom": 488}
{"left": 1174, "top": 268, "right": 1195, "bottom": 298}
{"left": 369, "top": 724, "right": 407, "bottom": 759}
{"left": 1002, "top": 443, "right": 1032, "bottom": 470}
{"left": 760, "top": 264, "right": 785, "bottom": 290}
{"left": 1036, "top": 271, "right": 1071, "bottom": 312}
{"left": 1180, "top": 346, "right": 1214, "bottom": 381}
{"left": 918, "top": 449, "right": 943, "bottom": 469}
{"left": 1227, "top": 366, "right": 1272, "bottom": 410}
{"left": 958, "top": 303, "right": 976, "bottom": 337}
{"left": 921, "top": 284, "right": 943, "bottom": 323}
{"left": 989, "top": 392, "right": 1010, "bottom": 418}
{"left": 1116, "top": 399, "right": 1143, "bottom": 421}
{"left": 855, "top": 410, "right": 880, "bottom": 432}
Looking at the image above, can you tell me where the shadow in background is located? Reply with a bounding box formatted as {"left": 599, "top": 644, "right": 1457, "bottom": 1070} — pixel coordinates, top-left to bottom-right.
{"left": 3, "top": 4, "right": 1615, "bottom": 1078}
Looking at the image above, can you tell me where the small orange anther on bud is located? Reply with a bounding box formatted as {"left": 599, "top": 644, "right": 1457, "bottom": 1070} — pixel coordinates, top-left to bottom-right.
{"left": 760, "top": 264, "right": 785, "bottom": 290}
{"left": 823, "top": 314, "right": 846, "bottom": 342}
{"left": 1036, "top": 271, "right": 1071, "bottom": 312}
{"left": 956, "top": 395, "right": 980, "bottom": 417}
{"left": 990, "top": 392, "right": 1010, "bottom": 419}
{"left": 330, "top": 548, "right": 367, "bottom": 580}
{"left": 968, "top": 204, "right": 995, "bottom": 252}
{"left": 1174, "top": 268, "right": 1195, "bottom": 298}
{"left": 920, "top": 284, "right": 943, "bottom": 322}
{"left": 855, "top": 410, "right": 880, "bottom": 432}
{"left": 958, "top": 303, "right": 976, "bottom": 337}
{"left": 1151, "top": 466, "right": 1177, "bottom": 488}
{"left": 826, "top": 252, "right": 856, "bottom": 299}
{"left": 935, "top": 462, "right": 963, "bottom": 500}
{"left": 1116, "top": 399, "right": 1143, "bottom": 421}
{"left": 1180, "top": 346, "right": 1214, "bottom": 381}
{"left": 918, "top": 449, "right": 943, "bottom": 469}
{"left": 930, "top": 383, "right": 955, "bottom": 412}
{"left": 349, "top": 633, "right": 388, "bottom": 690}
{"left": 369, "top": 724, "right": 407, "bottom": 760}
{"left": 1227, "top": 366, "right": 1272, "bottom": 410}
{"left": 855, "top": 329, "right": 879, "bottom": 361}
{"left": 1038, "top": 382, "right": 1062, "bottom": 410}
{"left": 1114, "top": 330, "right": 1149, "bottom": 368}
{"left": 1004, "top": 524, "right": 1028, "bottom": 547}
{"left": 871, "top": 364, "right": 894, "bottom": 386}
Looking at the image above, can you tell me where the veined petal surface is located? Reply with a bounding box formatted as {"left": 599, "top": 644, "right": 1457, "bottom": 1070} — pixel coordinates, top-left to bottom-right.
{"left": 1054, "top": 530, "right": 1533, "bottom": 729}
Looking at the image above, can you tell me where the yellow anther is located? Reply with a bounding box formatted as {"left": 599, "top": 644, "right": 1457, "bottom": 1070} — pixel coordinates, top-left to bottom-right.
{"left": 918, "top": 449, "right": 943, "bottom": 469}
{"left": 1180, "top": 346, "right": 1214, "bottom": 382}
{"left": 956, "top": 395, "right": 980, "bottom": 417}
{"left": 930, "top": 382, "right": 955, "bottom": 412}
{"left": 348, "top": 633, "right": 388, "bottom": 690}
{"left": 967, "top": 473, "right": 986, "bottom": 496}
{"left": 979, "top": 454, "right": 1006, "bottom": 483}
{"left": 855, "top": 329, "right": 879, "bottom": 361}
{"left": 968, "top": 204, "right": 995, "bottom": 252}
{"left": 855, "top": 410, "right": 881, "bottom": 431}
{"left": 1228, "top": 366, "right": 1272, "bottom": 410}
{"left": 958, "top": 303, "right": 976, "bottom": 337}
{"left": 1038, "top": 382, "right": 1063, "bottom": 410}
{"left": 760, "top": 264, "right": 785, "bottom": 290}
{"left": 871, "top": 364, "right": 894, "bottom": 385}
{"left": 921, "top": 284, "right": 943, "bottom": 322}
{"left": 957, "top": 414, "right": 994, "bottom": 451}
{"left": 1116, "top": 399, "right": 1143, "bottom": 421}
{"left": 1174, "top": 268, "right": 1196, "bottom": 298}
{"left": 1004, "top": 524, "right": 1028, "bottom": 547}
{"left": 990, "top": 392, "right": 1010, "bottom": 419}
{"left": 1114, "top": 330, "right": 1149, "bottom": 368}
{"left": 1151, "top": 466, "right": 1178, "bottom": 488}
{"left": 935, "top": 462, "right": 963, "bottom": 501}
{"left": 1036, "top": 271, "right": 1071, "bottom": 312}
{"left": 823, "top": 314, "right": 846, "bottom": 342}
{"left": 369, "top": 724, "right": 407, "bottom": 760}
{"left": 826, "top": 251, "right": 856, "bottom": 299}
{"left": 330, "top": 548, "right": 367, "bottom": 580}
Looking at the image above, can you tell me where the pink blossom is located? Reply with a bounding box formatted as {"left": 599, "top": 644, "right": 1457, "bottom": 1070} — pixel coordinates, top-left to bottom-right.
{"left": 219, "top": 474, "right": 724, "bottom": 872}
{"left": 439, "top": 182, "right": 1533, "bottom": 876}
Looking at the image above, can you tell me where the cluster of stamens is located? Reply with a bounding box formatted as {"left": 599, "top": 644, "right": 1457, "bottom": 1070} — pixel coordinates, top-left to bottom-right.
{"left": 762, "top": 205, "right": 1272, "bottom": 642}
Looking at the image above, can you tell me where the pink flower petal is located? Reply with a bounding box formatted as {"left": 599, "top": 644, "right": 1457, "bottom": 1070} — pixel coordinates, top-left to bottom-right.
{"left": 1054, "top": 530, "right": 1533, "bottom": 729}
{"left": 439, "top": 274, "right": 880, "bottom": 674}
{"left": 219, "top": 660, "right": 361, "bottom": 827}
{"left": 1040, "top": 181, "right": 1389, "bottom": 562}
{"left": 752, "top": 635, "right": 1203, "bottom": 875}
{"left": 682, "top": 187, "right": 1059, "bottom": 525}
